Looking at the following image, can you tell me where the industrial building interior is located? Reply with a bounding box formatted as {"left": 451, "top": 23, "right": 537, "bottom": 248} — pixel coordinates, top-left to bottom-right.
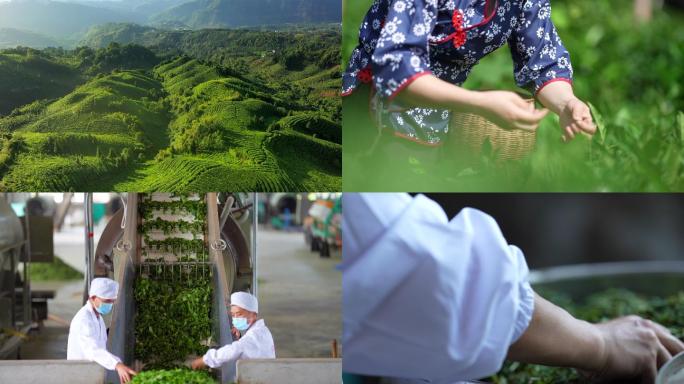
{"left": 0, "top": 192, "right": 342, "bottom": 383}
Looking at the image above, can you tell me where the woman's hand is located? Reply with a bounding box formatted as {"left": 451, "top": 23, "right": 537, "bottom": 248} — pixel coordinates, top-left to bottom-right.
{"left": 474, "top": 91, "right": 549, "bottom": 131}
{"left": 398, "top": 75, "right": 548, "bottom": 131}
{"left": 536, "top": 81, "right": 596, "bottom": 141}
{"left": 559, "top": 97, "right": 597, "bottom": 142}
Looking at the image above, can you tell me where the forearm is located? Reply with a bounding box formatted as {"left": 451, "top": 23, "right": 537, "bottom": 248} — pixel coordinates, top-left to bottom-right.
{"left": 396, "top": 74, "right": 483, "bottom": 113}
{"left": 507, "top": 293, "right": 605, "bottom": 372}
{"left": 536, "top": 81, "right": 577, "bottom": 115}
{"left": 203, "top": 344, "right": 240, "bottom": 368}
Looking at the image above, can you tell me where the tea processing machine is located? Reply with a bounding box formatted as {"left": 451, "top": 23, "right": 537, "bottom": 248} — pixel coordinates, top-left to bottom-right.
{"left": 0, "top": 195, "right": 55, "bottom": 360}
{"left": 91, "top": 192, "right": 256, "bottom": 384}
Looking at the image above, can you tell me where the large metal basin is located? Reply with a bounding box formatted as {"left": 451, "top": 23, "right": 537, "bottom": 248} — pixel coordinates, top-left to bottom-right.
{"left": 530, "top": 261, "right": 684, "bottom": 384}
{"left": 530, "top": 260, "right": 684, "bottom": 298}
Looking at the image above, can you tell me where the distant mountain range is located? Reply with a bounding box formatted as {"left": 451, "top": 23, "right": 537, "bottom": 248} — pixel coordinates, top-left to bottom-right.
{"left": 0, "top": 0, "right": 341, "bottom": 47}
{"left": 0, "top": 28, "right": 61, "bottom": 48}
{"left": 0, "top": 0, "right": 145, "bottom": 39}
{"left": 151, "top": 0, "right": 342, "bottom": 28}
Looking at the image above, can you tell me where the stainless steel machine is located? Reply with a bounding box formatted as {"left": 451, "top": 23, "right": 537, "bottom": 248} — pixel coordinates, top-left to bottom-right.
{"left": 86, "top": 192, "right": 256, "bottom": 384}
{"left": 0, "top": 195, "right": 54, "bottom": 359}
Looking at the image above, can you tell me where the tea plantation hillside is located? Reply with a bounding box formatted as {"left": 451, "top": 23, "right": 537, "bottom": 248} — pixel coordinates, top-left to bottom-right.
{"left": 0, "top": 69, "right": 169, "bottom": 191}
{"left": 0, "top": 48, "right": 82, "bottom": 115}
{"left": 115, "top": 57, "right": 341, "bottom": 191}
{"left": 81, "top": 25, "right": 342, "bottom": 120}
{"left": 0, "top": 31, "right": 341, "bottom": 191}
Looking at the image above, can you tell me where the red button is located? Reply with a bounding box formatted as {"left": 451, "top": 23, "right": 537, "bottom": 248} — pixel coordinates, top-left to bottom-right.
{"left": 358, "top": 67, "right": 373, "bottom": 83}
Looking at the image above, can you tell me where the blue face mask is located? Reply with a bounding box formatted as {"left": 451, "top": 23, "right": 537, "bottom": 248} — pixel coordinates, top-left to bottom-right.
{"left": 96, "top": 302, "right": 113, "bottom": 315}
{"left": 232, "top": 317, "right": 249, "bottom": 331}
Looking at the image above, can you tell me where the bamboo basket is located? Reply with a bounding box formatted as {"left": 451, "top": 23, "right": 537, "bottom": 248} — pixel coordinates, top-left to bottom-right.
{"left": 450, "top": 98, "right": 537, "bottom": 162}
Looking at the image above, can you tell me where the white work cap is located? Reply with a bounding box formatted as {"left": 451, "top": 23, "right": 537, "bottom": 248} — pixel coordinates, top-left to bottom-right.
{"left": 230, "top": 291, "right": 258, "bottom": 313}
{"left": 89, "top": 278, "right": 119, "bottom": 300}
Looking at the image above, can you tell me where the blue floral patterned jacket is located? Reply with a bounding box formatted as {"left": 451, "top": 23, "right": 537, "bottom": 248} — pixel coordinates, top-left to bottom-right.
{"left": 342, "top": 0, "right": 574, "bottom": 145}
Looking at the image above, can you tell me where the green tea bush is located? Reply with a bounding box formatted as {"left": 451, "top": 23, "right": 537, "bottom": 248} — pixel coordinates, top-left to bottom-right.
{"left": 278, "top": 112, "right": 341, "bottom": 144}
{"left": 23, "top": 132, "right": 139, "bottom": 157}
{"left": 0, "top": 51, "right": 82, "bottom": 115}
{"left": 0, "top": 137, "right": 24, "bottom": 176}
{"left": 1, "top": 153, "right": 110, "bottom": 191}
{"left": 266, "top": 130, "right": 342, "bottom": 170}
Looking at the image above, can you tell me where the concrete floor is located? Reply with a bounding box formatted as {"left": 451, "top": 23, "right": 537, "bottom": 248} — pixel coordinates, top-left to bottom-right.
{"left": 15, "top": 227, "right": 342, "bottom": 360}
{"left": 19, "top": 280, "right": 83, "bottom": 359}
{"left": 257, "top": 228, "right": 342, "bottom": 358}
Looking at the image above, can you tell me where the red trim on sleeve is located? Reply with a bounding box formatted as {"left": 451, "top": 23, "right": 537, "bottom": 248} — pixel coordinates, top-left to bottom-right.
{"left": 387, "top": 70, "right": 433, "bottom": 103}
{"left": 341, "top": 89, "right": 354, "bottom": 97}
{"left": 535, "top": 78, "right": 573, "bottom": 98}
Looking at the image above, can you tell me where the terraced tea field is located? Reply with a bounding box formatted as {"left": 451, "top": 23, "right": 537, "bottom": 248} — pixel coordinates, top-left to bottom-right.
{"left": 0, "top": 38, "right": 341, "bottom": 191}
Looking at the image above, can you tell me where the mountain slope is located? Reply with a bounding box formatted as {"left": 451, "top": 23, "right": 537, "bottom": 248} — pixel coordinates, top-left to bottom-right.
{"left": 80, "top": 23, "right": 342, "bottom": 118}
{"left": 0, "top": 28, "right": 61, "bottom": 49}
{"left": 0, "top": 48, "right": 82, "bottom": 115}
{"left": 80, "top": 23, "right": 160, "bottom": 49}
{"left": 0, "top": 25, "right": 341, "bottom": 191}
{"left": 151, "top": 0, "right": 342, "bottom": 28}
{"left": 0, "top": 0, "right": 144, "bottom": 39}
{"left": 116, "top": 56, "right": 340, "bottom": 191}
{"left": 0, "top": 70, "right": 169, "bottom": 191}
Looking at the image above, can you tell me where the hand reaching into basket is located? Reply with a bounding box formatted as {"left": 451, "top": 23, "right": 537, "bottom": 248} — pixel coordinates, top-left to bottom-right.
{"left": 397, "top": 75, "right": 595, "bottom": 142}
{"left": 474, "top": 90, "right": 550, "bottom": 132}
{"left": 397, "top": 76, "right": 550, "bottom": 132}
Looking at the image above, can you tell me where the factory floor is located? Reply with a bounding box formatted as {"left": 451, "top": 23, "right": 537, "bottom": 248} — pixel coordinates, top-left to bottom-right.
{"left": 16, "top": 227, "right": 341, "bottom": 360}
{"left": 257, "top": 227, "right": 342, "bottom": 358}
{"left": 19, "top": 280, "right": 83, "bottom": 359}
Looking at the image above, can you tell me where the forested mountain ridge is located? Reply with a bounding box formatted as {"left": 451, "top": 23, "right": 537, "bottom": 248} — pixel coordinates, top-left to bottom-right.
{"left": 0, "top": 0, "right": 145, "bottom": 39}
{"left": 0, "top": 0, "right": 342, "bottom": 47}
{"left": 151, "top": 0, "right": 342, "bottom": 28}
{"left": 0, "top": 28, "right": 61, "bottom": 49}
{"left": 0, "top": 27, "right": 341, "bottom": 191}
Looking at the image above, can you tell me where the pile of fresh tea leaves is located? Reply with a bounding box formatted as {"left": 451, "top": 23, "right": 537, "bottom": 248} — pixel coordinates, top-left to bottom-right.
{"left": 134, "top": 274, "right": 213, "bottom": 369}
{"left": 490, "top": 289, "right": 684, "bottom": 383}
{"left": 130, "top": 368, "right": 216, "bottom": 384}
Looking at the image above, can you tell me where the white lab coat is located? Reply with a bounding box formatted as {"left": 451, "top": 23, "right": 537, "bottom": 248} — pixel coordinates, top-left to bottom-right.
{"left": 203, "top": 319, "right": 276, "bottom": 369}
{"left": 342, "top": 193, "right": 535, "bottom": 383}
{"left": 67, "top": 302, "right": 121, "bottom": 370}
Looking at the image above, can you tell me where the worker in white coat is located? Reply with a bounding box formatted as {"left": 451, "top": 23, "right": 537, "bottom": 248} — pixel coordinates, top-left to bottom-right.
{"left": 67, "top": 277, "right": 137, "bottom": 383}
{"left": 342, "top": 193, "right": 684, "bottom": 384}
{"left": 191, "top": 291, "right": 275, "bottom": 375}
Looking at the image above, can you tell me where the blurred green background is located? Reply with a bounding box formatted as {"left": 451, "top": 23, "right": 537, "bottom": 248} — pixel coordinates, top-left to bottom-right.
{"left": 342, "top": 0, "right": 684, "bottom": 191}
